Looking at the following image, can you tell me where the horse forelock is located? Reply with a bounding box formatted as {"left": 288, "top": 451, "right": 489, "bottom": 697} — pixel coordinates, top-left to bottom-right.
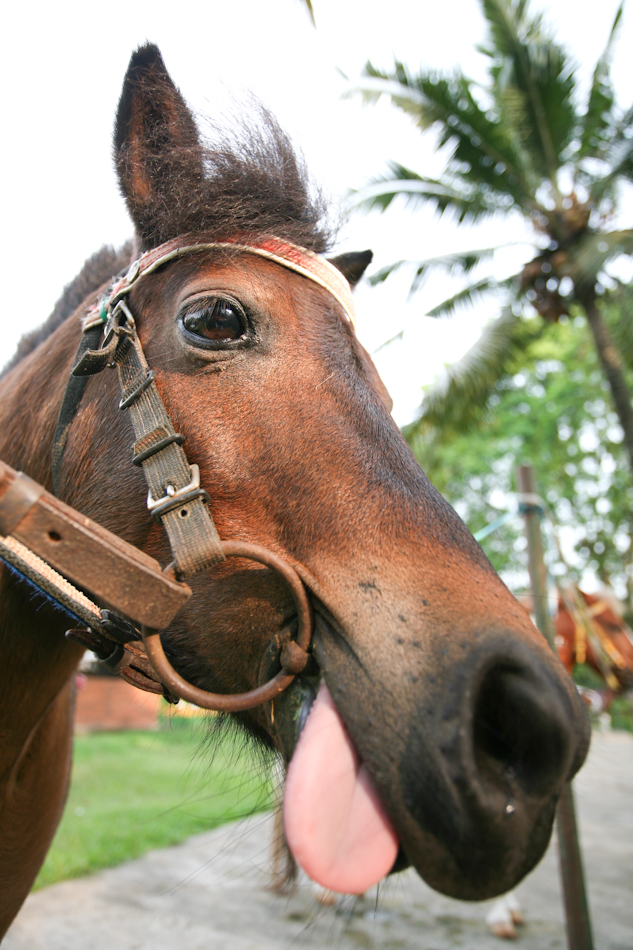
{"left": 118, "top": 103, "right": 337, "bottom": 255}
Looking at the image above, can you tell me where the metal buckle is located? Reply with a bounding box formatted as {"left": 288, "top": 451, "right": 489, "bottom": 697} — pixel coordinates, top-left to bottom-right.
{"left": 147, "top": 465, "right": 209, "bottom": 520}
{"left": 103, "top": 299, "right": 135, "bottom": 347}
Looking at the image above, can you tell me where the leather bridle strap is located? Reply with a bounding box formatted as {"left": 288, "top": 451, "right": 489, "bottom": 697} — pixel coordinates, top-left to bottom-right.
{"left": 91, "top": 235, "right": 357, "bottom": 329}
{"left": 52, "top": 323, "right": 104, "bottom": 496}
{"left": 48, "top": 298, "right": 314, "bottom": 707}
{"left": 53, "top": 234, "right": 357, "bottom": 577}
{"left": 55, "top": 300, "right": 224, "bottom": 577}
{"left": 116, "top": 301, "right": 223, "bottom": 576}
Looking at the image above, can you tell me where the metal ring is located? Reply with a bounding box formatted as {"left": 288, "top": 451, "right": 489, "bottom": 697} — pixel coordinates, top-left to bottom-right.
{"left": 141, "top": 540, "right": 312, "bottom": 712}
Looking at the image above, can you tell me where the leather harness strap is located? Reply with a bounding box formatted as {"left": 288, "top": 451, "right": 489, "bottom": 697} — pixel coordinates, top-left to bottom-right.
{"left": 0, "top": 460, "right": 191, "bottom": 697}
{"left": 100, "top": 301, "right": 224, "bottom": 577}
{"left": 52, "top": 235, "right": 356, "bottom": 579}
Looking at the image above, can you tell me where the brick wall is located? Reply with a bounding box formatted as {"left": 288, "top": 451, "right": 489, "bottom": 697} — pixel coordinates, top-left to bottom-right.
{"left": 75, "top": 675, "right": 162, "bottom": 731}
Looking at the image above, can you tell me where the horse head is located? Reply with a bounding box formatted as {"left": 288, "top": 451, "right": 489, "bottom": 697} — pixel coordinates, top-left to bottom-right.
{"left": 0, "top": 43, "right": 590, "bottom": 917}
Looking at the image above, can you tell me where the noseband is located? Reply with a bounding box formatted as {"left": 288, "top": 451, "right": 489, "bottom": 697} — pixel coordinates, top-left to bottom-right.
{"left": 51, "top": 236, "right": 356, "bottom": 712}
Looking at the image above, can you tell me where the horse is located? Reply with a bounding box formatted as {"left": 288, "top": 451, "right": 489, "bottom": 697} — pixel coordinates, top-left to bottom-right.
{"left": 556, "top": 585, "right": 633, "bottom": 695}
{"left": 0, "top": 43, "right": 590, "bottom": 938}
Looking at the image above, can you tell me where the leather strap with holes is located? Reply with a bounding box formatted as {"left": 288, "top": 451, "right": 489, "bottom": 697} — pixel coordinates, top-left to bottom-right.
{"left": 109, "top": 302, "right": 224, "bottom": 577}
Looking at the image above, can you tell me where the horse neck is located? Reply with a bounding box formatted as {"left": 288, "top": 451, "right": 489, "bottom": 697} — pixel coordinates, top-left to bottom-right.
{"left": 0, "top": 318, "right": 85, "bottom": 774}
{"left": 0, "top": 315, "right": 82, "bottom": 488}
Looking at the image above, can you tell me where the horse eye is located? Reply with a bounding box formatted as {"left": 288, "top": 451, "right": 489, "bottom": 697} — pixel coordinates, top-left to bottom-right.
{"left": 182, "top": 298, "right": 246, "bottom": 342}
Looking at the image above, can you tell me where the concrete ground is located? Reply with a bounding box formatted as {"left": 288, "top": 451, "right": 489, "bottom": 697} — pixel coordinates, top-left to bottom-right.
{"left": 4, "top": 731, "right": 632, "bottom": 950}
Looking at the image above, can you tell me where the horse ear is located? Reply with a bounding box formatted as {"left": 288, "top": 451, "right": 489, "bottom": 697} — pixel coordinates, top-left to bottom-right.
{"left": 114, "top": 44, "right": 203, "bottom": 248}
{"left": 329, "top": 250, "right": 373, "bottom": 288}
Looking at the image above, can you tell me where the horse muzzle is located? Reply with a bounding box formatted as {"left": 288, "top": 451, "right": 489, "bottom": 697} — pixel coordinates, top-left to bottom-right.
{"left": 392, "top": 635, "right": 590, "bottom": 899}
{"left": 283, "top": 611, "right": 590, "bottom": 901}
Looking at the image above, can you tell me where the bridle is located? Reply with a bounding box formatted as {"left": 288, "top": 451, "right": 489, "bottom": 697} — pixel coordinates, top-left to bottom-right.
{"left": 51, "top": 235, "right": 357, "bottom": 712}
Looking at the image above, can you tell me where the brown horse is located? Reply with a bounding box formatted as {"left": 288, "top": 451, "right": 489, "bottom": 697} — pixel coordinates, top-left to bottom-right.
{"left": 0, "top": 44, "right": 589, "bottom": 937}
{"left": 556, "top": 585, "right": 633, "bottom": 694}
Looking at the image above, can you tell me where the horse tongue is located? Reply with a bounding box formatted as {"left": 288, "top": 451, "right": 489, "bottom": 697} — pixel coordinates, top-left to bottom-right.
{"left": 283, "top": 683, "right": 399, "bottom": 894}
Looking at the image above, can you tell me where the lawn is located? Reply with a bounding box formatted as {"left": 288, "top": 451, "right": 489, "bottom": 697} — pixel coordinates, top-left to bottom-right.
{"left": 35, "top": 715, "right": 275, "bottom": 889}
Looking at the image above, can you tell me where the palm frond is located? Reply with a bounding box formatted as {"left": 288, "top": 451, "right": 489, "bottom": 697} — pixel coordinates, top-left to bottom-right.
{"left": 369, "top": 247, "right": 504, "bottom": 300}
{"left": 412, "top": 306, "right": 543, "bottom": 431}
{"left": 298, "top": 0, "right": 316, "bottom": 25}
{"left": 427, "top": 275, "right": 515, "bottom": 317}
{"left": 373, "top": 328, "right": 405, "bottom": 353}
{"left": 354, "top": 62, "right": 535, "bottom": 205}
{"left": 607, "top": 102, "right": 633, "bottom": 154}
{"left": 577, "top": 2, "right": 622, "bottom": 161}
{"left": 347, "top": 72, "right": 427, "bottom": 115}
{"left": 481, "top": 0, "right": 577, "bottom": 178}
{"left": 589, "top": 135, "right": 633, "bottom": 199}
{"left": 368, "top": 259, "right": 410, "bottom": 285}
{"left": 353, "top": 164, "right": 516, "bottom": 222}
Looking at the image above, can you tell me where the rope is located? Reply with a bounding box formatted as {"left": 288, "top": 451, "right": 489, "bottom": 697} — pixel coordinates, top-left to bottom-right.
{"left": 473, "top": 510, "right": 514, "bottom": 542}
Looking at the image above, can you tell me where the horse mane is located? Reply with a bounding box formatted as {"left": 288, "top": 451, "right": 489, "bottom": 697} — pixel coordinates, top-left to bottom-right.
{"left": 119, "top": 101, "right": 336, "bottom": 253}
{"left": 1, "top": 242, "right": 133, "bottom": 377}
{"left": 2, "top": 101, "right": 336, "bottom": 377}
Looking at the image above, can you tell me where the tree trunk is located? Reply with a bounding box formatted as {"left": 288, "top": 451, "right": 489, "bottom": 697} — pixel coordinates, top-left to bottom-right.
{"left": 578, "top": 289, "right": 633, "bottom": 477}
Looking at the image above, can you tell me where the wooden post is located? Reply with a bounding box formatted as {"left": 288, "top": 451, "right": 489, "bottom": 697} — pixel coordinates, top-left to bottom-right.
{"left": 516, "top": 464, "right": 594, "bottom": 950}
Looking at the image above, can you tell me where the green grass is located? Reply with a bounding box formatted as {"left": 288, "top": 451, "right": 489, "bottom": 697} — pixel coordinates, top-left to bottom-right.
{"left": 610, "top": 695, "right": 633, "bottom": 733}
{"left": 572, "top": 663, "right": 605, "bottom": 690}
{"left": 35, "top": 717, "right": 274, "bottom": 890}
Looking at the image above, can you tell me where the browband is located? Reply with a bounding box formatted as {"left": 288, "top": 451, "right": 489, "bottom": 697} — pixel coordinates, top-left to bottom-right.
{"left": 83, "top": 236, "right": 357, "bottom": 330}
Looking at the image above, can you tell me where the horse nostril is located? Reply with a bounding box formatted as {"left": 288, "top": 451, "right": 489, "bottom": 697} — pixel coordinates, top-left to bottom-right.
{"left": 472, "top": 663, "right": 572, "bottom": 799}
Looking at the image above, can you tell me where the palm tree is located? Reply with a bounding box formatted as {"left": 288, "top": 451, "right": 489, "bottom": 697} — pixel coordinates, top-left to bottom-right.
{"left": 352, "top": 0, "right": 633, "bottom": 470}
{"left": 297, "top": 0, "right": 315, "bottom": 25}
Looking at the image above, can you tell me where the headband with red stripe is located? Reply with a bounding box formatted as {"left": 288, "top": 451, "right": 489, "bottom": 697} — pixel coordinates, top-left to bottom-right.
{"left": 84, "top": 236, "right": 357, "bottom": 330}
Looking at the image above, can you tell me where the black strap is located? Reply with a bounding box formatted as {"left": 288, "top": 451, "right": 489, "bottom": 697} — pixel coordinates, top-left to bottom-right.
{"left": 52, "top": 324, "right": 105, "bottom": 495}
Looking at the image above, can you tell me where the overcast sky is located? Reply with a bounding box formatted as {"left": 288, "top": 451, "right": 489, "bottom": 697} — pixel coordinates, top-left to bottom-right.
{"left": 1, "top": 0, "right": 631, "bottom": 424}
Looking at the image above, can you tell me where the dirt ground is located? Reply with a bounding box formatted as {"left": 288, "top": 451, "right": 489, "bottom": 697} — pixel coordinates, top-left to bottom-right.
{"left": 4, "top": 730, "right": 632, "bottom": 950}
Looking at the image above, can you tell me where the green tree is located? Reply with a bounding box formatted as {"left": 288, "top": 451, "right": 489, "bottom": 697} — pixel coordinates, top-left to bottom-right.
{"left": 408, "top": 302, "right": 633, "bottom": 600}
{"left": 353, "top": 0, "right": 633, "bottom": 470}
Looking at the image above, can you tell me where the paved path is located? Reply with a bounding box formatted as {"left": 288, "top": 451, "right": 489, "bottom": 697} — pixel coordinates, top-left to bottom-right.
{"left": 4, "top": 731, "right": 632, "bottom": 949}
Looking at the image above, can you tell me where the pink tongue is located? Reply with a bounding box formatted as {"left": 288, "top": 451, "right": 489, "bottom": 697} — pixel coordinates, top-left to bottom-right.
{"left": 283, "top": 683, "right": 399, "bottom": 894}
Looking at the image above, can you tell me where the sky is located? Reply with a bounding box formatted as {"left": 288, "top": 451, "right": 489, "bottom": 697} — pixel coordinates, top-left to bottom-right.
{"left": 1, "top": 0, "right": 631, "bottom": 427}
